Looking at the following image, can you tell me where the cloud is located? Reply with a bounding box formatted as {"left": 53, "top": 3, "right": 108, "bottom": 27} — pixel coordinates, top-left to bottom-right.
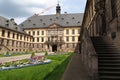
{"left": 0, "top": 0, "right": 86, "bottom": 24}
{"left": 0, "top": 0, "right": 31, "bottom": 18}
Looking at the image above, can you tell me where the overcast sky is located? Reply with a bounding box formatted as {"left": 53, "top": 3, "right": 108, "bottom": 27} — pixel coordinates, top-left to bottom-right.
{"left": 0, "top": 0, "right": 87, "bottom": 24}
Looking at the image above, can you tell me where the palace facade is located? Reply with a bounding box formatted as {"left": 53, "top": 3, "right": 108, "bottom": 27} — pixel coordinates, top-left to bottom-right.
{"left": 0, "top": 4, "right": 83, "bottom": 53}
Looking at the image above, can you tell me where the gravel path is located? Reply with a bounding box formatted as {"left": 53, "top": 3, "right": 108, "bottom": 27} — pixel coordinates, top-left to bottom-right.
{"left": 0, "top": 53, "right": 45, "bottom": 63}
{"left": 61, "top": 54, "right": 89, "bottom": 80}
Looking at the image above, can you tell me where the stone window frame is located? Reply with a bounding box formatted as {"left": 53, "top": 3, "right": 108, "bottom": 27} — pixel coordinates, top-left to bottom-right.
{"left": 7, "top": 31, "right": 10, "bottom": 38}
{"left": 66, "top": 36, "right": 69, "bottom": 42}
{"left": 2, "top": 30, "right": 5, "bottom": 37}
{"left": 72, "top": 36, "right": 75, "bottom": 42}
{"left": 66, "top": 29, "right": 69, "bottom": 34}
{"left": 72, "top": 29, "right": 75, "bottom": 34}
{"left": 66, "top": 43, "right": 69, "bottom": 48}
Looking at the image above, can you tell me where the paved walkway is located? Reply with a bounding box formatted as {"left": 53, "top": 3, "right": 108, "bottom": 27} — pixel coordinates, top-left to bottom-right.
{"left": 0, "top": 53, "right": 45, "bottom": 63}
{"left": 61, "top": 54, "right": 89, "bottom": 80}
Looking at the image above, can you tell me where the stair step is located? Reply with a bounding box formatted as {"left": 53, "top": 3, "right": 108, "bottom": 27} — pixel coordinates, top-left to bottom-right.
{"left": 99, "top": 67, "right": 120, "bottom": 71}
{"left": 99, "top": 71, "right": 120, "bottom": 76}
{"left": 98, "top": 57, "right": 120, "bottom": 60}
{"left": 99, "top": 60, "right": 120, "bottom": 63}
{"left": 98, "top": 53, "right": 120, "bottom": 56}
{"left": 99, "top": 63, "right": 120, "bottom": 67}
{"left": 98, "top": 52, "right": 120, "bottom": 54}
{"left": 100, "top": 75, "right": 120, "bottom": 80}
{"left": 91, "top": 37, "right": 120, "bottom": 80}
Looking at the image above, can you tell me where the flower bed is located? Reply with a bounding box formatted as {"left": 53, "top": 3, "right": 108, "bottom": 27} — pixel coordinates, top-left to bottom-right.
{"left": 0, "top": 55, "right": 52, "bottom": 71}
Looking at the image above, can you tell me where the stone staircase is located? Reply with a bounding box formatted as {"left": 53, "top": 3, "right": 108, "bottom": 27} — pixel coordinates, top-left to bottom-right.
{"left": 91, "top": 37, "right": 120, "bottom": 80}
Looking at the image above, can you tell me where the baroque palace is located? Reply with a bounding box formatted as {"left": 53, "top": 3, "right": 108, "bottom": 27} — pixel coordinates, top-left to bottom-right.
{"left": 0, "top": 4, "right": 83, "bottom": 53}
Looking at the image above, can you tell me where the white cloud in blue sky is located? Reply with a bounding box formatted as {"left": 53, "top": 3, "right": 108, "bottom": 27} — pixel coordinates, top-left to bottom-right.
{"left": 0, "top": 0, "right": 86, "bottom": 24}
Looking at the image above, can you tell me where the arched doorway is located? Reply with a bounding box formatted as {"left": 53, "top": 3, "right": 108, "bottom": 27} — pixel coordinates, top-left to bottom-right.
{"left": 52, "top": 45, "right": 57, "bottom": 52}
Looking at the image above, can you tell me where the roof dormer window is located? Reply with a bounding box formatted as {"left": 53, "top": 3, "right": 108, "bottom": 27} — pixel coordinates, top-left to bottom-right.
{"left": 28, "top": 20, "right": 31, "bottom": 22}
{"left": 5, "top": 24, "right": 9, "bottom": 27}
{"left": 66, "top": 22, "right": 69, "bottom": 24}
{"left": 77, "top": 21, "right": 80, "bottom": 24}
{"left": 33, "top": 24, "right": 36, "bottom": 26}
{"left": 40, "top": 19, "right": 43, "bottom": 22}
{"left": 43, "top": 23, "right": 46, "bottom": 25}
{"left": 15, "top": 27, "right": 18, "bottom": 30}
{"left": 56, "top": 17, "right": 59, "bottom": 19}
{"left": 14, "top": 23, "right": 17, "bottom": 25}
{"left": 50, "top": 18, "right": 52, "bottom": 21}
{"left": 72, "top": 17, "right": 75, "bottom": 19}
{"left": 62, "top": 18, "right": 64, "bottom": 20}
{"left": 6, "top": 20, "right": 9, "bottom": 23}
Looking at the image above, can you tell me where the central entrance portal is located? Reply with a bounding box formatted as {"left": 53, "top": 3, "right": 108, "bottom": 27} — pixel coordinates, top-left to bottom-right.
{"left": 52, "top": 45, "right": 57, "bottom": 52}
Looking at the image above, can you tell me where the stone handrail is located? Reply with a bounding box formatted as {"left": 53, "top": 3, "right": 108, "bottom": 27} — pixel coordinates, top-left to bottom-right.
{"left": 80, "top": 28, "right": 98, "bottom": 80}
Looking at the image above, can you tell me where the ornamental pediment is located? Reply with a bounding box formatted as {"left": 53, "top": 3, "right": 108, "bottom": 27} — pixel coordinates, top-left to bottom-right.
{"left": 49, "top": 23, "right": 62, "bottom": 28}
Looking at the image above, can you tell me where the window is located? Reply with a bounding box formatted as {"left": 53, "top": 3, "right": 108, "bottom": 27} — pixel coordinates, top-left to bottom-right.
{"left": 28, "top": 20, "right": 31, "bottom": 22}
{"left": 24, "top": 36, "right": 26, "bottom": 41}
{"left": 29, "top": 31, "right": 31, "bottom": 35}
{"left": 72, "top": 17, "right": 75, "bottom": 19}
{"left": 7, "top": 31, "right": 10, "bottom": 38}
{"left": 50, "top": 18, "right": 52, "bottom": 21}
{"left": 40, "top": 19, "right": 43, "bottom": 22}
{"left": 66, "top": 44, "right": 69, "bottom": 48}
{"left": 17, "top": 34, "right": 19, "bottom": 39}
{"left": 60, "top": 44, "right": 62, "bottom": 49}
{"left": 20, "top": 35, "right": 22, "bottom": 40}
{"left": 33, "top": 31, "right": 35, "bottom": 35}
{"left": 27, "top": 37, "right": 28, "bottom": 41}
{"left": 37, "top": 38, "right": 39, "bottom": 42}
{"left": 33, "top": 38, "right": 35, "bottom": 42}
{"left": 41, "top": 37, "right": 44, "bottom": 42}
{"left": 60, "top": 37, "right": 62, "bottom": 41}
{"left": 111, "top": 0, "right": 117, "bottom": 19}
{"left": 1, "top": 39, "right": 4, "bottom": 45}
{"left": 72, "top": 36, "right": 75, "bottom": 41}
{"left": 66, "top": 22, "right": 69, "bottom": 24}
{"left": 66, "top": 29, "right": 69, "bottom": 34}
{"left": 48, "top": 37, "right": 50, "bottom": 41}
{"left": 33, "top": 44, "right": 34, "bottom": 48}
{"left": 41, "top": 31, "right": 44, "bottom": 35}
{"left": 33, "top": 24, "right": 36, "bottom": 26}
{"left": 2, "top": 30, "right": 5, "bottom": 37}
{"left": 66, "top": 37, "right": 69, "bottom": 42}
{"left": 19, "top": 42, "right": 21, "bottom": 47}
{"left": 78, "top": 29, "right": 80, "bottom": 34}
{"left": 12, "top": 49, "right": 14, "bottom": 51}
{"left": 72, "top": 29, "right": 75, "bottom": 34}
{"left": 13, "top": 33, "right": 15, "bottom": 38}
{"left": 5, "top": 24, "right": 9, "bottom": 27}
{"left": 12, "top": 41, "right": 14, "bottom": 47}
{"left": 72, "top": 43, "right": 75, "bottom": 48}
{"left": 37, "top": 44, "right": 39, "bottom": 48}
{"left": 37, "top": 31, "right": 39, "bottom": 35}
{"left": 6, "top": 40, "right": 9, "bottom": 46}
{"left": 16, "top": 41, "right": 18, "bottom": 47}
{"left": 43, "top": 23, "right": 46, "bottom": 25}
{"left": 47, "top": 44, "right": 49, "bottom": 49}
{"left": 42, "top": 44, "right": 44, "bottom": 48}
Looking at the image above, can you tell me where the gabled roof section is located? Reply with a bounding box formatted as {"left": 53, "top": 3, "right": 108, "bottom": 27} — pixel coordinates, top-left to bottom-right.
{"left": 19, "top": 13, "right": 83, "bottom": 29}
{"left": 0, "top": 16, "right": 26, "bottom": 34}
{"left": 49, "top": 23, "right": 62, "bottom": 28}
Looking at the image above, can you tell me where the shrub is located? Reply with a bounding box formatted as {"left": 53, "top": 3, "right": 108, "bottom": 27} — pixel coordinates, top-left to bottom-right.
{"left": 45, "top": 51, "right": 48, "bottom": 56}
{"left": 31, "top": 52, "right": 35, "bottom": 58}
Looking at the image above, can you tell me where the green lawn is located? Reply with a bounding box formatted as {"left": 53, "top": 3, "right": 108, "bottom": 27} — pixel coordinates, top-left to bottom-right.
{"left": 0, "top": 53, "right": 72, "bottom": 80}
